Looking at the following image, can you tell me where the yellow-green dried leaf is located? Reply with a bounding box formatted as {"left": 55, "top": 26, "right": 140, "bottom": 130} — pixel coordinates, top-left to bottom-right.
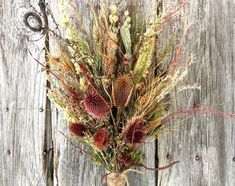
{"left": 133, "top": 36, "right": 155, "bottom": 83}
{"left": 120, "top": 23, "right": 131, "bottom": 57}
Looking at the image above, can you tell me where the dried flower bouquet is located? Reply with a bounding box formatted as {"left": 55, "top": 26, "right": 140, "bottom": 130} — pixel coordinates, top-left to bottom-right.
{"left": 25, "top": 0, "right": 190, "bottom": 185}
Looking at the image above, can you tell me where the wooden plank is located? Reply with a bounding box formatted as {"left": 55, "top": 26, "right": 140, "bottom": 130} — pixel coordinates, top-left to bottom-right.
{"left": 158, "top": 0, "right": 235, "bottom": 185}
{"left": 50, "top": 0, "right": 157, "bottom": 185}
{"left": 0, "top": 0, "right": 49, "bottom": 186}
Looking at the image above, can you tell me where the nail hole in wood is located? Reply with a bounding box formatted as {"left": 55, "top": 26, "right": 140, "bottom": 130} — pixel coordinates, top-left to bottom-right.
{"left": 195, "top": 155, "right": 200, "bottom": 161}
{"left": 39, "top": 108, "right": 44, "bottom": 112}
{"left": 43, "top": 148, "right": 53, "bottom": 155}
{"left": 7, "top": 150, "right": 11, "bottom": 155}
{"left": 166, "top": 153, "right": 170, "bottom": 159}
{"left": 233, "top": 157, "right": 235, "bottom": 162}
{"left": 5, "top": 107, "right": 9, "bottom": 112}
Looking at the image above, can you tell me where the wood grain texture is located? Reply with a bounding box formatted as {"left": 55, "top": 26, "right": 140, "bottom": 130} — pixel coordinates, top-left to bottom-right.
{"left": 0, "top": 1, "right": 49, "bottom": 186}
{"left": 158, "top": 0, "right": 235, "bottom": 185}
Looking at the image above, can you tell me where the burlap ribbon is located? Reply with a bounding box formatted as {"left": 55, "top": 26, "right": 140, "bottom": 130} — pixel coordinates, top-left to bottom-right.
{"left": 106, "top": 172, "right": 129, "bottom": 186}
{"left": 106, "top": 169, "right": 146, "bottom": 186}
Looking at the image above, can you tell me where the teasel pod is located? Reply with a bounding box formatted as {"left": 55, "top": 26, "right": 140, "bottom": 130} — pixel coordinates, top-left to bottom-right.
{"left": 112, "top": 75, "right": 133, "bottom": 107}
{"left": 69, "top": 123, "right": 87, "bottom": 137}
{"left": 123, "top": 117, "right": 146, "bottom": 144}
{"left": 83, "top": 87, "right": 109, "bottom": 119}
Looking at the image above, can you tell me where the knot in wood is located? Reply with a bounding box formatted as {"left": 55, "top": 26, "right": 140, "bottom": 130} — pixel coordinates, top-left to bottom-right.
{"left": 24, "top": 12, "right": 43, "bottom": 32}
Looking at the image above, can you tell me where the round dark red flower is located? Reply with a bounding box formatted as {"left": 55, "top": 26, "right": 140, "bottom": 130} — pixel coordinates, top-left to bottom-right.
{"left": 93, "top": 128, "right": 110, "bottom": 149}
{"left": 69, "top": 123, "right": 87, "bottom": 137}
{"left": 123, "top": 118, "right": 146, "bottom": 144}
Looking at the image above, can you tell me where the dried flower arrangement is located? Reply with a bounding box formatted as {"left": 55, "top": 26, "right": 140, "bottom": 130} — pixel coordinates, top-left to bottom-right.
{"left": 24, "top": 0, "right": 191, "bottom": 185}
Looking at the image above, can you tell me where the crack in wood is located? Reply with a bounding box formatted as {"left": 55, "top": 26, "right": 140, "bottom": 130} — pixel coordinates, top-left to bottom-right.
{"left": 155, "top": 1, "right": 163, "bottom": 185}
{"left": 38, "top": 0, "right": 54, "bottom": 185}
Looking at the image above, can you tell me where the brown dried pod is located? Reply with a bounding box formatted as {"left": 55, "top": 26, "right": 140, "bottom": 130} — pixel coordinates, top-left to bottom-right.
{"left": 112, "top": 75, "right": 133, "bottom": 107}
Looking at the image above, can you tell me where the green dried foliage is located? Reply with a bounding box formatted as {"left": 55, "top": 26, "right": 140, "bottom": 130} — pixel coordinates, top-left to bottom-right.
{"left": 133, "top": 35, "right": 155, "bottom": 83}
{"left": 120, "top": 14, "right": 132, "bottom": 58}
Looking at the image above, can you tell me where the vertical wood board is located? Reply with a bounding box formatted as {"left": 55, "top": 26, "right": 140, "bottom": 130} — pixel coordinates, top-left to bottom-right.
{"left": 158, "top": 0, "right": 235, "bottom": 185}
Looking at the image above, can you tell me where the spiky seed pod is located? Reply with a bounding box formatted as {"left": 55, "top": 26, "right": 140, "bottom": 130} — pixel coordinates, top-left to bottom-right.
{"left": 118, "top": 154, "right": 133, "bottom": 167}
{"left": 83, "top": 87, "right": 109, "bottom": 118}
{"left": 123, "top": 118, "right": 146, "bottom": 144}
{"left": 112, "top": 75, "right": 133, "bottom": 107}
{"left": 93, "top": 128, "right": 110, "bottom": 149}
{"left": 69, "top": 123, "right": 87, "bottom": 137}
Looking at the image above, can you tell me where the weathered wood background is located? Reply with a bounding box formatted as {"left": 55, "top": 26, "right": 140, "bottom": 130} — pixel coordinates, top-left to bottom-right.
{"left": 0, "top": 0, "right": 234, "bottom": 186}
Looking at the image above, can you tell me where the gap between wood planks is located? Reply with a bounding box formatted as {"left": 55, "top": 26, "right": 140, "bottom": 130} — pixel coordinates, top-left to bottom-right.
{"left": 38, "top": 0, "right": 54, "bottom": 185}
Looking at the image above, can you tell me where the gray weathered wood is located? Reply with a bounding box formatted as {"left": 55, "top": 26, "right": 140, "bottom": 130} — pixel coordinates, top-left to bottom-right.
{"left": 158, "top": 0, "right": 235, "bottom": 185}
{"left": 0, "top": 0, "right": 49, "bottom": 185}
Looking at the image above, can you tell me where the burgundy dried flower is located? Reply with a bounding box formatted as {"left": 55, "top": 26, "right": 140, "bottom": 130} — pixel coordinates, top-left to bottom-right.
{"left": 83, "top": 88, "right": 109, "bottom": 118}
{"left": 118, "top": 155, "right": 133, "bottom": 167}
{"left": 69, "top": 123, "right": 87, "bottom": 137}
{"left": 93, "top": 128, "right": 110, "bottom": 149}
{"left": 123, "top": 118, "right": 146, "bottom": 144}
